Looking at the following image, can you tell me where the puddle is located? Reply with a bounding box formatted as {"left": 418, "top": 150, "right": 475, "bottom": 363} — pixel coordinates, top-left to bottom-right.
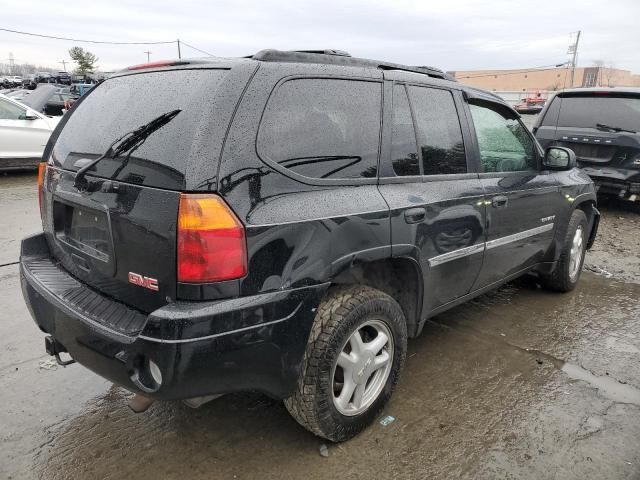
{"left": 561, "top": 362, "right": 640, "bottom": 406}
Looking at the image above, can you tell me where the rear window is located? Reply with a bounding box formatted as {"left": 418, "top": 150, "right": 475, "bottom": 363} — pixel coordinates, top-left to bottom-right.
{"left": 258, "top": 78, "right": 381, "bottom": 180}
{"left": 52, "top": 69, "right": 228, "bottom": 189}
{"left": 540, "top": 96, "right": 561, "bottom": 127}
{"left": 556, "top": 95, "right": 640, "bottom": 131}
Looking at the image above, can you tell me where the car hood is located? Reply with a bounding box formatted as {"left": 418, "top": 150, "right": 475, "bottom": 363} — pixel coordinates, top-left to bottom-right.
{"left": 20, "top": 85, "right": 56, "bottom": 113}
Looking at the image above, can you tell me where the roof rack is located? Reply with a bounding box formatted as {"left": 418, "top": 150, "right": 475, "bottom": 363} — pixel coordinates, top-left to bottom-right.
{"left": 250, "top": 49, "right": 453, "bottom": 81}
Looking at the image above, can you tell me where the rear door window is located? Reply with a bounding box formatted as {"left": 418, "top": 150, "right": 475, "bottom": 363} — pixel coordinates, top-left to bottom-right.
{"left": 390, "top": 84, "right": 420, "bottom": 176}
{"left": 52, "top": 69, "right": 228, "bottom": 189}
{"left": 258, "top": 78, "right": 381, "bottom": 180}
{"left": 556, "top": 95, "right": 640, "bottom": 131}
{"left": 407, "top": 86, "right": 467, "bottom": 175}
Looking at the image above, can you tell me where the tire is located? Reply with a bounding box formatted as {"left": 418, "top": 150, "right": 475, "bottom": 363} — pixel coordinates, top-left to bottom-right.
{"left": 541, "top": 209, "right": 588, "bottom": 292}
{"left": 284, "top": 285, "right": 407, "bottom": 442}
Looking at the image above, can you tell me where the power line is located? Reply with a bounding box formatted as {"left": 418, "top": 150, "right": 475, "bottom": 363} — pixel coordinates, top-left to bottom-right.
{"left": 180, "top": 41, "right": 215, "bottom": 57}
{"left": 0, "top": 27, "right": 176, "bottom": 45}
{"left": 455, "top": 64, "right": 568, "bottom": 80}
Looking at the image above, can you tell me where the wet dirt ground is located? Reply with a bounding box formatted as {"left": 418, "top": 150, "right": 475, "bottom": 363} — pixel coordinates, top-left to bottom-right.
{"left": 1, "top": 172, "right": 639, "bottom": 480}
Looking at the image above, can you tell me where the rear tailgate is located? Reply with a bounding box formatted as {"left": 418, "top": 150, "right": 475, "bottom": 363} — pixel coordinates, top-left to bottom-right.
{"left": 43, "top": 168, "right": 179, "bottom": 312}
{"left": 538, "top": 93, "right": 640, "bottom": 166}
{"left": 41, "top": 64, "right": 253, "bottom": 313}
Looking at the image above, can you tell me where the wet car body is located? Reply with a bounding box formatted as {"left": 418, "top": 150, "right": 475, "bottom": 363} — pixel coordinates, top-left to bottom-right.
{"left": 534, "top": 87, "right": 640, "bottom": 201}
{"left": 21, "top": 51, "right": 599, "bottom": 405}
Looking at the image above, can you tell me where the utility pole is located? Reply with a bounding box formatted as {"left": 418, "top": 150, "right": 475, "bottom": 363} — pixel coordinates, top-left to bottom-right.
{"left": 59, "top": 60, "right": 68, "bottom": 71}
{"left": 177, "top": 39, "right": 182, "bottom": 60}
{"left": 144, "top": 50, "right": 152, "bottom": 63}
{"left": 568, "top": 30, "right": 581, "bottom": 87}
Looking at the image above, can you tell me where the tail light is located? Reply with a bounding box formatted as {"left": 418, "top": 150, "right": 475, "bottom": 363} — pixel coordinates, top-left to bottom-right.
{"left": 177, "top": 194, "right": 247, "bottom": 283}
{"left": 127, "top": 60, "right": 189, "bottom": 71}
{"left": 37, "top": 162, "right": 46, "bottom": 217}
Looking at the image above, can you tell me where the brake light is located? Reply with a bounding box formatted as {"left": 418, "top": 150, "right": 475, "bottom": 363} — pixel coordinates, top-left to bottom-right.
{"left": 127, "top": 60, "right": 189, "bottom": 71}
{"left": 37, "top": 162, "right": 46, "bottom": 217}
{"left": 177, "top": 194, "right": 247, "bottom": 283}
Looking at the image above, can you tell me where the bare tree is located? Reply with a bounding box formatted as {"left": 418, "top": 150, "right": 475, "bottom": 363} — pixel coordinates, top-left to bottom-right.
{"left": 604, "top": 62, "right": 617, "bottom": 86}
{"left": 593, "top": 60, "right": 605, "bottom": 86}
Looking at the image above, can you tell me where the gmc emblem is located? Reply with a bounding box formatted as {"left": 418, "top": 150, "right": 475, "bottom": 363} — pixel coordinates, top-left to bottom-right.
{"left": 128, "top": 272, "right": 159, "bottom": 291}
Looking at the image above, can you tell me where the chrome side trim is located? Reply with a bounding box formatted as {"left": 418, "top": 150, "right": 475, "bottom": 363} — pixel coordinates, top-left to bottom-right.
{"left": 428, "top": 243, "right": 484, "bottom": 267}
{"left": 427, "top": 223, "right": 555, "bottom": 267}
{"left": 486, "top": 223, "right": 554, "bottom": 250}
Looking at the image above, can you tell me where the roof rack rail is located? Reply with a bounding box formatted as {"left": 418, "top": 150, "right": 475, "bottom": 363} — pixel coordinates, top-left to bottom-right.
{"left": 250, "top": 49, "right": 454, "bottom": 81}
{"left": 293, "top": 49, "right": 352, "bottom": 57}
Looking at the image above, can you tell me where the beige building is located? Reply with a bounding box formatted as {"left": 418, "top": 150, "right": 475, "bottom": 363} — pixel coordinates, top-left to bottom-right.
{"left": 450, "top": 66, "right": 640, "bottom": 92}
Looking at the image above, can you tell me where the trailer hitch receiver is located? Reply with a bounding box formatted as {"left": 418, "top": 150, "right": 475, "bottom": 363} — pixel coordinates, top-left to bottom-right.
{"left": 45, "top": 335, "right": 76, "bottom": 366}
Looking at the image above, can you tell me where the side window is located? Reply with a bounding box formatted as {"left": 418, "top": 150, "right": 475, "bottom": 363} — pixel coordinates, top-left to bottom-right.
{"left": 540, "top": 96, "right": 561, "bottom": 127}
{"left": 408, "top": 86, "right": 467, "bottom": 175}
{"left": 390, "top": 84, "right": 419, "bottom": 176}
{"left": 258, "top": 78, "right": 381, "bottom": 180}
{"left": 0, "top": 98, "right": 26, "bottom": 120}
{"left": 469, "top": 103, "right": 537, "bottom": 173}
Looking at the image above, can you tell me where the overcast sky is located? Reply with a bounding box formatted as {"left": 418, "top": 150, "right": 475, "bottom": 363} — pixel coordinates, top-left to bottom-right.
{"left": 2, "top": 0, "right": 640, "bottom": 73}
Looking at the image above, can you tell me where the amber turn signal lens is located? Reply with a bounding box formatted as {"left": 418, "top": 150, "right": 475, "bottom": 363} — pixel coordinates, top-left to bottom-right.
{"left": 37, "top": 162, "right": 46, "bottom": 217}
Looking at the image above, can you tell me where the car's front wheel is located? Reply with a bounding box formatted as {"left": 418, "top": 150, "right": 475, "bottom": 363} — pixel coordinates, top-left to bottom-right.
{"left": 541, "top": 209, "right": 588, "bottom": 292}
{"left": 285, "top": 285, "right": 407, "bottom": 442}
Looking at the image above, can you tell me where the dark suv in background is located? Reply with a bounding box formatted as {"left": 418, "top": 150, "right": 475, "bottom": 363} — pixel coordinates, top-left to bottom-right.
{"left": 534, "top": 87, "right": 640, "bottom": 202}
{"left": 21, "top": 50, "right": 598, "bottom": 442}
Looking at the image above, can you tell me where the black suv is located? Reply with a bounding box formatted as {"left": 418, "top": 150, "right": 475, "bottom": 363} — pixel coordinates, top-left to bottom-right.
{"left": 21, "top": 50, "right": 599, "bottom": 442}
{"left": 534, "top": 87, "right": 640, "bottom": 202}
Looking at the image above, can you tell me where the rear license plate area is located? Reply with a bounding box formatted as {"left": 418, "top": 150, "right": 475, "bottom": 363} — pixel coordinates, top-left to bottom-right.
{"left": 53, "top": 202, "right": 112, "bottom": 263}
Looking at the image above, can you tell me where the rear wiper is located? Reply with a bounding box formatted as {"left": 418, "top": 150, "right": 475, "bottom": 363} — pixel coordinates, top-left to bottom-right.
{"left": 595, "top": 123, "right": 637, "bottom": 134}
{"left": 73, "top": 109, "right": 181, "bottom": 189}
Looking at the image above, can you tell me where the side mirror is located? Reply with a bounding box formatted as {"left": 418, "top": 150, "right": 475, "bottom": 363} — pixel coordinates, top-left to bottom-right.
{"left": 543, "top": 146, "right": 576, "bottom": 171}
{"left": 19, "top": 109, "right": 39, "bottom": 121}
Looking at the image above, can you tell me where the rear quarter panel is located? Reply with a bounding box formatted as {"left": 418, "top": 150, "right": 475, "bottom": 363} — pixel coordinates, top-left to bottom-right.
{"left": 216, "top": 62, "right": 391, "bottom": 296}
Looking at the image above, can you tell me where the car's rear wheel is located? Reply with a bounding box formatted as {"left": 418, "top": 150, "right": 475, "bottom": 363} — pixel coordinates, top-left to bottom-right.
{"left": 284, "top": 285, "right": 407, "bottom": 442}
{"left": 541, "top": 209, "right": 588, "bottom": 292}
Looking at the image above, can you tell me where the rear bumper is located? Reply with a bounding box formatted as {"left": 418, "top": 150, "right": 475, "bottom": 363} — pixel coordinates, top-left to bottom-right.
{"left": 581, "top": 167, "right": 640, "bottom": 201}
{"left": 20, "top": 233, "right": 328, "bottom": 400}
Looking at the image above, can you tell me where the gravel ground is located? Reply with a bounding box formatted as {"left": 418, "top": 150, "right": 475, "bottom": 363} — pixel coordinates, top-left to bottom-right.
{"left": 584, "top": 200, "right": 640, "bottom": 284}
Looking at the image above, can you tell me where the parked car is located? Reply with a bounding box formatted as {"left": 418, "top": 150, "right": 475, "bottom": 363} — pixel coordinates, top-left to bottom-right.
{"left": 23, "top": 74, "right": 38, "bottom": 90}
{"left": 534, "top": 87, "right": 640, "bottom": 201}
{"left": 0, "top": 75, "right": 21, "bottom": 87}
{"left": 20, "top": 50, "right": 599, "bottom": 442}
{"left": 0, "top": 91, "right": 60, "bottom": 170}
{"left": 43, "top": 87, "right": 79, "bottom": 116}
{"left": 54, "top": 71, "right": 72, "bottom": 85}
{"left": 35, "top": 72, "right": 54, "bottom": 84}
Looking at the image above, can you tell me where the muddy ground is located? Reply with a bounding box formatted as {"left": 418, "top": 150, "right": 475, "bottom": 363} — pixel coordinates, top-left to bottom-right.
{"left": 1, "top": 172, "right": 639, "bottom": 480}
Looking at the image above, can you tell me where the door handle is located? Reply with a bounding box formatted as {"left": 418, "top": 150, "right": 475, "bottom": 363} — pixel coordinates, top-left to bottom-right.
{"left": 491, "top": 195, "right": 509, "bottom": 208}
{"left": 404, "top": 207, "right": 426, "bottom": 224}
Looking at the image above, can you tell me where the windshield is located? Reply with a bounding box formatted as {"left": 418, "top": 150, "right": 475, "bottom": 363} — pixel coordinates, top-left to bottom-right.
{"left": 52, "top": 69, "right": 228, "bottom": 190}
{"left": 557, "top": 95, "right": 640, "bottom": 132}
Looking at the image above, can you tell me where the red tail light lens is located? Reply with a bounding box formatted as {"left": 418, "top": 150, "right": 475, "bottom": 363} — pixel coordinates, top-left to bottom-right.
{"left": 37, "top": 162, "right": 46, "bottom": 217}
{"left": 177, "top": 194, "right": 247, "bottom": 283}
{"left": 127, "top": 60, "right": 189, "bottom": 70}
